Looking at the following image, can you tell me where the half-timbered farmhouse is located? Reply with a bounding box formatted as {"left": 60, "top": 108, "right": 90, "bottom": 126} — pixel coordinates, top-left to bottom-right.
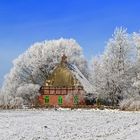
{"left": 39, "top": 55, "right": 93, "bottom": 107}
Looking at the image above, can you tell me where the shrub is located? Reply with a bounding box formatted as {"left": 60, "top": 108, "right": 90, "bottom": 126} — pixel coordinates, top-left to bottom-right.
{"left": 119, "top": 98, "right": 140, "bottom": 111}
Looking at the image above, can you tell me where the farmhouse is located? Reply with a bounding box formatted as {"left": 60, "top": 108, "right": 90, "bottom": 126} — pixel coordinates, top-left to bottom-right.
{"left": 39, "top": 55, "right": 93, "bottom": 107}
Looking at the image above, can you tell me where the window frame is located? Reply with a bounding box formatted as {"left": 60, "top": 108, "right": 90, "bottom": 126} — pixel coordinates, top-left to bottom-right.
{"left": 58, "top": 96, "right": 63, "bottom": 105}
{"left": 74, "top": 95, "right": 78, "bottom": 105}
{"left": 45, "top": 96, "right": 49, "bottom": 104}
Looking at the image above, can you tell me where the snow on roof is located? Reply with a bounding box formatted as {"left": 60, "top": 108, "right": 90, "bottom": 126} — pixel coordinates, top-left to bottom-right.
{"left": 67, "top": 63, "right": 94, "bottom": 93}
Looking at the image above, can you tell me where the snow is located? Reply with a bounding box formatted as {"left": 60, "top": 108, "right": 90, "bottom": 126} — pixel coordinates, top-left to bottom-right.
{"left": 0, "top": 109, "right": 140, "bottom": 140}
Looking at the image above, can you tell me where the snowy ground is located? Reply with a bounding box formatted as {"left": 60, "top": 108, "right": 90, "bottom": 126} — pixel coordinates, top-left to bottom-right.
{"left": 0, "top": 109, "right": 140, "bottom": 140}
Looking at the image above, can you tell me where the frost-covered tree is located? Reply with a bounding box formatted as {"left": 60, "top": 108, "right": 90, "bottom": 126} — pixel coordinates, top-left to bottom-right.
{"left": 0, "top": 38, "right": 88, "bottom": 108}
{"left": 119, "top": 45, "right": 140, "bottom": 112}
{"left": 132, "top": 32, "right": 140, "bottom": 87}
{"left": 91, "top": 56, "right": 105, "bottom": 95}
{"left": 132, "top": 32, "right": 140, "bottom": 97}
{"left": 92, "top": 28, "right": 135, "bottom": 106}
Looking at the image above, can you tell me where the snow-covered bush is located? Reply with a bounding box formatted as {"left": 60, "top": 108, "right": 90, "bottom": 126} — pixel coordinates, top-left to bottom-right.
{"left": 0, "top": 38, "right": 88, "bottom": 109}
{"left": 16, "top": 84, "right": 40, "bottom": 107}
{"left": 119, "top": 98, "right": 140, "bottom": 111}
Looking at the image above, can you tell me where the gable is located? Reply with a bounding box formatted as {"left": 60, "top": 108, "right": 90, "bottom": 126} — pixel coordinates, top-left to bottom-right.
{"left": 45, "top": 63, "right": 80, "bottom": 87}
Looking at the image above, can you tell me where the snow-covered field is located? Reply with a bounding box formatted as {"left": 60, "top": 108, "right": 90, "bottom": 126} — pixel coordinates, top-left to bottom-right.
{"left": 0, "top": 109, "right": 140, "bottom": 140}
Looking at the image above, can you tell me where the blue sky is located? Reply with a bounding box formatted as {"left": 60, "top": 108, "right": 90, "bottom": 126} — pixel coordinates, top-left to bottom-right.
{"left": 0, "top": 0, "right": 140, "bottom": 86}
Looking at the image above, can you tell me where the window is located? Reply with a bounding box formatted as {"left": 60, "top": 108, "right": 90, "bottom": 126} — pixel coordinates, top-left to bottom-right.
{"left": 45, "top": 96, "right": 49, "bottom": 104}
{"left": 74, "top": 96, "right": 78, "bottom": 104}
{"left": 58, "top": 96, "right": 63, "bottom": 105}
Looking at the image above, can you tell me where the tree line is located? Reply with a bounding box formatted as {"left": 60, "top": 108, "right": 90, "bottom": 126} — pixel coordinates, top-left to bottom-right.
{"left": 0, "top": 27, "right": 140, "bottom": 110}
